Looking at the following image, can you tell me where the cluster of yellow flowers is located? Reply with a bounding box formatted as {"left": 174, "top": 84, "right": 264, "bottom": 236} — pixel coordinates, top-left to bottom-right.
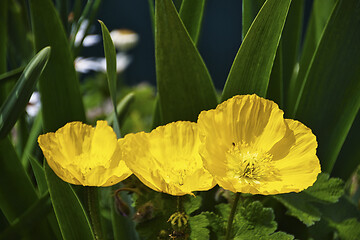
{"left": 38, "top": 94, "right": 321, "bottom": 196}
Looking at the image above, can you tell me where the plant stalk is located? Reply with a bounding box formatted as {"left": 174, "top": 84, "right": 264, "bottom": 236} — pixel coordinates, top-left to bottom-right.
{"left": 87, "top": 186, "right": 104, "bottom": 240}
{"left": 225, "top": 193, "right": 241, "bottom": 240}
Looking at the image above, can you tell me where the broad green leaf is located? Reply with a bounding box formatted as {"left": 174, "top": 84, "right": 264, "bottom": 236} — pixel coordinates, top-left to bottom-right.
{"left": 267, "top": 42, "right": 283, "bottom": 108}
{"left": 29, "top": 155, "right": 48, "bottom": 195}
{"left": 0, "top": 192, "right": 52, "bottom": 240}
{"left": 281, "top": 0, "right": 304, "bottom": 111}
{"left": 332, "top": 112, "right": 360, "bottom": 180}
{"left": 0, "top": 137, "right": 54, "bottom": 239}
{"left": 188, "top": 214, "right": 210, "bottom": 240}
{"left": 328, "top": 218, "right": 360, "bottom": 240}
{"left": 287, "top": 0, "right": 336, "bottom": 115}
{"left": 294, "top": 0, "right": 360, "bottom": 173}
{"left": 221, "top": 0, "right": 292, "bottom": 101}
{"left": 275, "top": 173, "right": 344, "bottom": 226}
{"left": 155, "top": 0, "right": 218, "bottom": 124}
{"left": 29, "top": 0, "right": 86, "bottom": 132}
{"left": 0, "top": 137, "right": 37, "bottom": 221}
{"left": 99, "top": 20, "right": 121, "bottom": 138}
{"left": 179, "top": 0, "right": 206, "bottom": 44}
{"left": 0, "top": 0, "right": 8, "bottom": 104}
{"left": 44, "top": 162, "right": 95, "bottom": 240}
{"left": 242, "top": 0, "right": 265, "bottom": 39}
{"left": 0, "top": 47, "right": 50, "bottom": 139}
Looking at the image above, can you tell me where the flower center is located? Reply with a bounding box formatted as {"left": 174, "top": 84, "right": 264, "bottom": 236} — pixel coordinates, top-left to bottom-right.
{"left": 226, "top": 142, "right": 277, "bottom": 184}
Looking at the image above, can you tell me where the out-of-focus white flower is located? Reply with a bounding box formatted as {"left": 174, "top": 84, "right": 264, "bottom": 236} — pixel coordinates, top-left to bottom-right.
{"left": 74, "top": 19, "right": 101, "bottom": 47}
{"left": 110, "top": 29, "right": 139, "bottom": 51}
{"left": 74, "top": 53, "right": 132, "bottom": 74}
{"left": 83, "top": 34, "right": 101, "bottom": 47}
{"left": 26, "top": 92, "right": 41, "bottom": 117}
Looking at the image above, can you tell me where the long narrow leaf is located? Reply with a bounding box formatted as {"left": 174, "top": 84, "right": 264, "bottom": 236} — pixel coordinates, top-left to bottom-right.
{"left": 0, "top": 47, "right": 50, "bottom": 139}
{"left": 0, "top": 192, "right": 52, "bottom": 240}
{"left": 45, "top": 162, "right": 95, "bottom": 240}
{"left": 179, "top": 0, "right": 206, "bottom": 44}
{"left": 30, "top": 0, "right": 86, "bottom": 132}
{"left": 287, "top": 0, "right": 336, "bottom": 114}
{"left": 221, "top": 0, "right": 292, "bottom": 101}
{"left": 295, "top": 0, "right": 360, "bottom": 173}
{"left": 242, "top": 0, "right": 265, "bottom": 39}
{"left": 99, "top": 20, "right": 121, "bottom": 138}
{"left": 155, "top": 0, "right": 218, "bottom": 124}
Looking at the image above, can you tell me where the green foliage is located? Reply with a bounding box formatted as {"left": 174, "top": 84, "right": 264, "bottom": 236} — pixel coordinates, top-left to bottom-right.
{"left": 221, "top": 0, "right": 291, "bottom": 101}
{"left": 275, "top": 173, "right": 344, "bottom": 226}
{"left": 0, "top": 47, "right": 50, "bottom": 139}
{"left": 188, "top": 214, "right": 210, "bottom": 240}
{"left": 155, "top": 0, "right": 218, "bottom": 124}
{"left": 44, "top": 163, "right": 95, "bottom": 240}
{"left": 328, "top": 218, "right": 360, "bottom": 240}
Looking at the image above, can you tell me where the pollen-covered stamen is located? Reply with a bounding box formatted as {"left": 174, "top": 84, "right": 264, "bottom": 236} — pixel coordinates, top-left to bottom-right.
{"left": 226, "top": 141, "right": 277, "bottom": 183}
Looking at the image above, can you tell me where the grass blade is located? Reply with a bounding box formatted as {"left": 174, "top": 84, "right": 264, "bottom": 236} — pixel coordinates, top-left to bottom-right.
{"left": 99, "top": 20, "right": 121, "bottom": 138}
{"left": 30, "top": 0, "right": 86, "bottom": 132}
{"left": 45, "top": 162, "right": 95, "bottom": 240}
{"left": 179, "top": 0, "right": 206, "bottom": 44}
{"left": 221, "top": 0, "right": 292, "bottom": 101}
{"left": 295, "top": 0, "right": 360, "bottom": 173}
{"left": 155, "top": 0, "right": 218, "bottom": 124}
{"left": 242, "top": 0, "right": 265, "bottom": 39}
{"left": 0, "top": 47, "right": 50, "bottom": 139}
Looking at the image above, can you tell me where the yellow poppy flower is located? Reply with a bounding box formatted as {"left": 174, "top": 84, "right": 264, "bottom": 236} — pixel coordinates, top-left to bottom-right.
{"left": 197, "top": 94, "right": 321, "bottom": 195}
{"left": 121, "top": 121, "right": 216, "bottom": 196}
{"left": 38, "top": 121, "right": 132, "bottom": 187}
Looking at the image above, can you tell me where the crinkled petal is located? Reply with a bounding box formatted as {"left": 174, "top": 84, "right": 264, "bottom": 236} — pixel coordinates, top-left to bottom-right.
{"left": 122, "top": 121, "right": 216, "bottom": 196}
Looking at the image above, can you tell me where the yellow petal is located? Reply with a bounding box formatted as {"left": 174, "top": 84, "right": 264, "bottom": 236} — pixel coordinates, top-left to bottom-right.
{"left": 38, "top": 121, "right": 132, "bottom": 186}
{"left": 121, "top": 121, "right": 216, "bottom": 196}
{"left": 197, "top": 94, "right": 321, "bottom": 195}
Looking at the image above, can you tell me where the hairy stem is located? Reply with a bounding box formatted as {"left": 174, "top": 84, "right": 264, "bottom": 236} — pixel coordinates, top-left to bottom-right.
{"left": 225, "top": 193, "right": 241, "bottom": 240}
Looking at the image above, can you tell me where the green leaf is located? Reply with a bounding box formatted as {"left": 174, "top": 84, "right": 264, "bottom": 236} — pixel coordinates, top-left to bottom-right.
{"left": 332, "top": 112, "right": 360, "bottom": 180}
{"left": 0, "top": 192, "right": 52, "bottom": 240}
{"left": 0, "top": 0, "right": 8, "bottom": 89}
{"left": 0, "top": 67, "right": 24, "bottom": 85}
{"left": 29, "top": 155, "right": 48, "bottom": 195}
{"left": 328, "top": 218, "right": 360, "bottom": 240}
{"left": 44, "top": 162, "right": 95, "bottom": 240}
{"left": 287, "top": 0, "right": 336, "bottom": 114}
{"left": 242, "top": 0, "right": 265, "bottom": 39}
{"left": 184, "top": 195, "right": 202, "bottom": 215}
{"left": 21, "top": 113, "right": 43, "bottom": 168}
{"left": 267, "top": 42, "right": 283, "bottom": 108}
{"left": 188, "top": 214, "right": 210, "bottom": 240}
{"left": 179, "top": 0, "right": 206, "bottom": 44}
{"left": 30, "top": 0, "right": 86, "bottom": 132}
{"left": 0, "top": 137, "right": 54, "bottom": 239}
{"left": 155, "top": 0, "right": 218, "bottom": 124}
{"left": 0, "top": 47, "right": 50, "bottom": 139}
{"left": 99, "top": 20, "right": 121, "bottom": 138}
{"left": 221, "top": 0, "right": 292, "bottom": 101}
{"left": 274, "top": 173, "right": 344, "bottom": 226}
{"left": 294, "top": 0, "right": 360, "bottom": 173}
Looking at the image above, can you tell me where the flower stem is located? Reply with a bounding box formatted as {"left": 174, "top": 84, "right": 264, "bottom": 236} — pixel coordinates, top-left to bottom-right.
{"left": 87, "top": 186, "right": 104, "bottom": 240}
{"left": 225, "top": 193, "right": 241, "bottom": 240}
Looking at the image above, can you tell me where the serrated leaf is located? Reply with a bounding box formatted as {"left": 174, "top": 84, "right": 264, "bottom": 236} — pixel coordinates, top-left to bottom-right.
{"left": 328, "top": 218, "right": 360, "bottom": 240}
{"left": 184, "top": 195, "right": 202, "bottom": 215}
{"left": 221, "top": 0, "right": 291, "bottom": 101}
{"left": 294, "top": 0, "right": 360, "bottom": 174}
{"left": 155, "top": 0, "right": 218, "bottom": 124}
{"left": 30, "top": 0, "right": 86, "bottom": 132}
{"left": 0, "top": 47, "right": 50, "bottom": 139}
{"left": 44, "top": 162, "right": 94, "bottom": 240}
{"left": 275, "top": 173, "right": 344, "bottom": 226}
{"left": 188, "top": 214, "right": 210, "bottom": 240}
{"left": 179, "top": 0, "right": 206, "bottom": 44}
{"left": 99, "top": 20, "right": 121, "bottom": 138}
